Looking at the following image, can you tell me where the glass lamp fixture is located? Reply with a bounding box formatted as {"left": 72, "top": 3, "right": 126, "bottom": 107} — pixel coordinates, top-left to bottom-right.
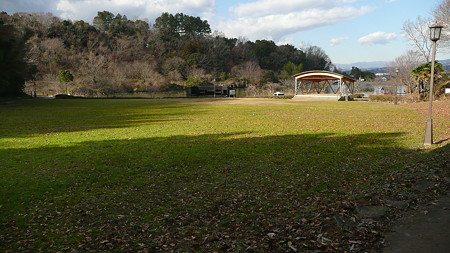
{"left": 429, "top": 24, "right": 443, "bottom": 42}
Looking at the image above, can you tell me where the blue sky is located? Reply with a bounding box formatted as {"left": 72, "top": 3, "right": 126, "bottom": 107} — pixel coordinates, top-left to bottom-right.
{"left": 2, "top": 0, "right": 448, "bottom": 64}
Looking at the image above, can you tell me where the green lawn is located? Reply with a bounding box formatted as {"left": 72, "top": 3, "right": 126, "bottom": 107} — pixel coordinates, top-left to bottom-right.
{"left": 1, "top": 98, "right": 449, "bottom": 251}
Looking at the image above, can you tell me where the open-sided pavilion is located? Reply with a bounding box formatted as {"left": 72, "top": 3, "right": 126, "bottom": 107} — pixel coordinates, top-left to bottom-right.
{"left": 292, "top": 71, "right": 356, "bottom": 101}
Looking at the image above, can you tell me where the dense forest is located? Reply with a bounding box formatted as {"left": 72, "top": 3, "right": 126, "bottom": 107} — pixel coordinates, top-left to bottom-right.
{"left": 0, "top": 11, "right": 337, "bottom": 97}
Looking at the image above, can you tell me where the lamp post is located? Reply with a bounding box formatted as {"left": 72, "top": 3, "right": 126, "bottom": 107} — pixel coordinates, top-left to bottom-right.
{"left": 424, "top": 23, "right": 443, "bottom": 145}
{"left": 394, "top": 68, "right": 399, "bottom": 105}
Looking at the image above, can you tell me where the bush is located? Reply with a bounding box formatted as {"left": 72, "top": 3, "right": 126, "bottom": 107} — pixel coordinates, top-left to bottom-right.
{"left": 369, "top": 93, "right": 423, "bottom": 103}
{"left": 369, "top": 94, "right": 394, "bottom": 103}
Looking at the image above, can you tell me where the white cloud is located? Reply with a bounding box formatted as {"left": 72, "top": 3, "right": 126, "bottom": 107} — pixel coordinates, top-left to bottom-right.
{"left": 276, "top": 36, "right": 294, "bottom": 46}
{"left": 54, "top": 0, "right": 215, "bottom": 23}
{"left": 330, "top": 37, "right": 349, "bottom": 46}
{"left": 231, "top": 0, "right": 328, "bottom": 17}
{"left": 2, "top": 0, "right": 215, "bottom": 21}
{"left": 357, "top": 31, "right": 397, "bottom": 45}
{"left": 219, "top": 5, "right": 373, "bottom": 41}
{"left": 230, "top": 0, "right": 361, "bottom": 17}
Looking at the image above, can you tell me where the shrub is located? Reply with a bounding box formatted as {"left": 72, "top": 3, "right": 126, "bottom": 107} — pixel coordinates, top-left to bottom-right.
{"left": 369, "top": 94, "right": 394, "bottom": 103}
{"left": 369, "top": 93, "right": 424, "bottom": 103}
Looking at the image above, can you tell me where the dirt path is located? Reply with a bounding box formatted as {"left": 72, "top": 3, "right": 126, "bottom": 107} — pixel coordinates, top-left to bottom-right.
{"left": 383, "top": 193, "right": 450, "bottom": 253}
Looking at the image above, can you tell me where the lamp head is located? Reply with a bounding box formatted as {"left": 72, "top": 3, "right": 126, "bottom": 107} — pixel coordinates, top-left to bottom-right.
{"left": 429, "top": 24, "right": 443, "bottom": 42}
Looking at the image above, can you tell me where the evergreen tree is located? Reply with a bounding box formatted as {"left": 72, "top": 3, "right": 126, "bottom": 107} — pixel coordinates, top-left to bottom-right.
{"left": 0, "top": 22, "right": 34, "bottom": 96}
{"left": 58, "top": 70, "right": 74, "bottom": 94}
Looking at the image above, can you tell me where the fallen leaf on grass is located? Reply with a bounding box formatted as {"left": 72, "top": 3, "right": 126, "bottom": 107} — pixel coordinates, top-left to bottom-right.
{"left": 288, "top": 241, "right": 297, "bottom": 252}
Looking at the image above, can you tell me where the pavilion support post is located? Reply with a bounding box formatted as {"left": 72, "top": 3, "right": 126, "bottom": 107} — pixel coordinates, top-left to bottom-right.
{"left": 325, "top": 80, "right": 332, "bottom": 94}
{"left": 295, "top": 78, "right": 298, "bottom": 95}
{"left": 345, "top": 81, "right": 353, "bottom": 99}
{"left": 320, "top": 82, "right": 326, "bottom": 93}
{"left": 328, "top": 81, "right": 336, "bottom": 94}
{"left": 344, "top": 80, "right": 349, "bottom": 101}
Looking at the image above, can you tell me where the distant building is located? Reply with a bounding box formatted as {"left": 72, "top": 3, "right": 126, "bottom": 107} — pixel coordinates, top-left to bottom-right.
{"left": 186, "top": 84, "right": 235, "bottom": 97}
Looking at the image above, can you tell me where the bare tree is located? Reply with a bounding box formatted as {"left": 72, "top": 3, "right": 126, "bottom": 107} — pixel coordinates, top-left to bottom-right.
{"left": 75, "top": 52, "right": 110, "bottom": 95}
{"left": 266, "top": 82, "right": 281, "bottom": 94}
{"left": 136, "top": 61, "right": 168, "bottom": 92}
{"left": 231, "top": 61, "right": 263, "bottom": 84}
{"left": 433, "top": 0, "right": 450, "bottom": 53}
{"left": 403, "top": 17, "right": 433, "bottom": 62}
{"left": 109, "top": 62, "right": 128, "bottom": 93}
{"left": 28, "top": 37, "right": 69, "bottom": 77}
{"left": 32, "top": 12, "right": 59, "bottom": 32}
{"left": 403, "top": 0, "right": 450, "bottom": 61}
{"left": 279, "top": 78, "right": 294, "bottom": 88}
{"left": 167, "top": 70, "right": 183, "bottom": 84}
{"left": 388, "top": 50, "right": 423, "bottom": 94}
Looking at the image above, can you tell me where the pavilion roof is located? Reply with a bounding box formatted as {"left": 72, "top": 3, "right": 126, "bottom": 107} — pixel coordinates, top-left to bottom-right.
{"left": 292, "top": 70, "right": 356, "bottom": 83}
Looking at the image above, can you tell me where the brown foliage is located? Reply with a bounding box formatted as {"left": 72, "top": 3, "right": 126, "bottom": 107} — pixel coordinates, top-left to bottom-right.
{"left": 231, "top": 61, "right": 263, "bottom": 84}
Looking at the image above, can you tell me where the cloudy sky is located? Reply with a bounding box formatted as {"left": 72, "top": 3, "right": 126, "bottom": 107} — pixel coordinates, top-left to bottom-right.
{"left": 1, "top": 0, "right": 447, "bottom": 64}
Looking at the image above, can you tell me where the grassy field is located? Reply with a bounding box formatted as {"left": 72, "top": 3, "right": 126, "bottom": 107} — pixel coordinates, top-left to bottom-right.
{"left": 1, "top": 98, "right": 449, "bottom": 252}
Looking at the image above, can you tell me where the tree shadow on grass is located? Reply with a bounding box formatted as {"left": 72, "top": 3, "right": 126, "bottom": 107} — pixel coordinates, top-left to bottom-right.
{"left": 0, "top": 99, "right": 203, "bottom": 138}
{"left": 0, "top": 131, "right": 448, "bottom": 251}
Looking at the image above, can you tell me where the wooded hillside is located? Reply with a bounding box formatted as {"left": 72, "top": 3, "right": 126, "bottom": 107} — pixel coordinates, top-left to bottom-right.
{"left": 1, "top": 11, "right": 335, "bottom": 96}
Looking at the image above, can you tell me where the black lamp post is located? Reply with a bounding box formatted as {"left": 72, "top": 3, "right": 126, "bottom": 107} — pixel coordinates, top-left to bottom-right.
{"left": 424, "top": 23, "right": 443, "bottom": 145}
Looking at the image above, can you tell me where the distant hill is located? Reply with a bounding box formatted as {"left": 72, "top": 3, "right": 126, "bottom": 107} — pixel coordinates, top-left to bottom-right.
{"left": 335, "top": 61, "right": 388, "bottom": 71}
{"left": 440, "top": 59, "right": 450, "bottom": 71}
{"left": 336, "top": 59, "right": 450, "bottom": 72}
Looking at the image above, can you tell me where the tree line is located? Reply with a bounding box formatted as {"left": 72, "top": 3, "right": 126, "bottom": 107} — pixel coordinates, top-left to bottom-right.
{"left": 0, "top": 11, "right": 335, "bottom": 97}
